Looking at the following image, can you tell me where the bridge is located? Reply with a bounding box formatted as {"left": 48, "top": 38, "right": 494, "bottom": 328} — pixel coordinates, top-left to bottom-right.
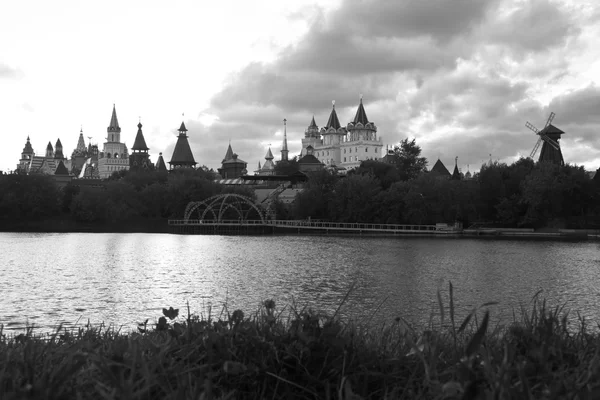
{"left": 168, "top": 194, "right": 454, "bottom": 235}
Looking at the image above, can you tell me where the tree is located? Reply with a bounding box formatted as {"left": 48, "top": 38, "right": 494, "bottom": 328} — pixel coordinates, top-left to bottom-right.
{"left": 274, "top": 157, "right": 300, "bottom": 175}
{"left": 351, "top": 160, "right": 400, "bottom": 189}
{"left": 392, "top": 138, "right": 428, "bottom": 181}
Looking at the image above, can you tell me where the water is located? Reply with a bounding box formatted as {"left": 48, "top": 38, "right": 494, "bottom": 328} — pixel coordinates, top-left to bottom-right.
{"left": 1, "top": 232, "right": 600, "bottom": 334}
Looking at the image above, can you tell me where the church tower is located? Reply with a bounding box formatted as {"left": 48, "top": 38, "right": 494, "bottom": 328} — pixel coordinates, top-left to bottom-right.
{"left": 130, "top": 120, "right": 151, "bottom": 169}
{"left": 168, "top": 121, "right": 197, "bottom": 169}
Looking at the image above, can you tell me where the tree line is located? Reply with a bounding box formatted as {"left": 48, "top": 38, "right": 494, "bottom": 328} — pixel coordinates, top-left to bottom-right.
{"left": 1, "top": 139, "right": 599, "bottom": 229}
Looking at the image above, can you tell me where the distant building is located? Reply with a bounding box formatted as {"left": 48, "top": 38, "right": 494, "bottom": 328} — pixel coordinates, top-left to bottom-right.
{"left": 301, "top": 97, "right": 383, "bottom": 171}
{"left": 218, "top": 144, "right": 247, "bottom": 179}
{"left": 17, "top": 136, "right": 72, "bottom": 175}
{"left": 156, "top": 152, "right": 167, "bottom": 172}
{"left": 169, "top": 121, "right": 197, "bottom": 170}
{"left": 98, "top": 105, "right": 130, "bottom": 179}
{"left": 297, "top": 145, "right": 324, "bottom": 173}
{"left": 257, "top": 148, "right": 276, "bottom": 176}
{"left": 71, "top": 129, "right": 99, "bottom": 176}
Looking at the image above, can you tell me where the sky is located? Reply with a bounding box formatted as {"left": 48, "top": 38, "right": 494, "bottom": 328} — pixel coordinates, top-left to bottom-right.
{"left": 2, "top": 0, "right": 600, "bottom": 175}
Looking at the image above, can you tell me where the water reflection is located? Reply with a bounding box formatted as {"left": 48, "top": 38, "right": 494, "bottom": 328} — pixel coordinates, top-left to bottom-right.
{"left": 1, "top": 233, "right": 599, "bottom": 334}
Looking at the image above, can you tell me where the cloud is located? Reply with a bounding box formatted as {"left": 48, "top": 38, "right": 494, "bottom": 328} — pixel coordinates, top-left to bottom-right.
{"left": 0, "top": 63, "right": 22, "bottom": 79}
{"left": 188, "top": 0, "right": 600, "bottom": 172}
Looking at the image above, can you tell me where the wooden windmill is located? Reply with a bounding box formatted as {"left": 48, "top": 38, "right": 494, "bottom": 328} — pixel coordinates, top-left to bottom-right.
{"left": 527, "top": 112, "right": 565, "bottom": 166}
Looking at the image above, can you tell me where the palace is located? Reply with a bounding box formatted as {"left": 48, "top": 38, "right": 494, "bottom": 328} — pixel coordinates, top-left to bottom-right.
{"left": 301, "top": 97, "right": 383, "bottom": 171}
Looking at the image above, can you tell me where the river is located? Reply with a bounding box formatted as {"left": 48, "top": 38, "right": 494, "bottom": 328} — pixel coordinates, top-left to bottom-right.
{"left": 1, "top": 232, "right": 599, "bottom": 334}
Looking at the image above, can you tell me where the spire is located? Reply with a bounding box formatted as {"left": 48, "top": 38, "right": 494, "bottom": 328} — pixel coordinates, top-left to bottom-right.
{"left": 309, "top": 116, "right": 318, "bottom": 129}
{"left": 76, "top": 129, "right": 86, "bottom": 152}
{"left": 132, "top": 121, "right": 149, "bottom": 151}
{"left": 452, "top": 156, "right": 461, "bottom": 180}
{"left": 223, "top": 143, "right": 234, "bottom": 161}
{"left": 353, "top": 95, "right": 369, "bottom": 125}
{"left": 179, "top": 121, "right": 188, "bottom": 132}
{"left": 281, "top": 118, "right": 289, "bottom": 161}
{"left": 22, "top": 136, "right": 33, "bottom": 154}
{"left": 108, "top": 104, "right": 121, "bottom": 133}
{"left": 325, "top": 101, "right": 341, "bottom": 130}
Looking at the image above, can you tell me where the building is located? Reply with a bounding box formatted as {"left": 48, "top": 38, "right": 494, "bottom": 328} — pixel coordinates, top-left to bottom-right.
{"left": 302, "top": 97, "right": 383, "bottom": 171}
{"left": 71, "top": 128, "right": 99, "bottom": 176}
{"left": 156, "top": 153, "right": 167, "bottom": 172}
{"left": 169, "top": 121, "right": 197, "bottom": 170}
{"left": 257, "top": 148, "right": 276, "bottom": 175}
{"left": 429, "top": 159, "right": 451, "bottom": 178}
{"left": 297, "top": 145, "right": 324, "bottom": 173}
{"left": 130, "top": 120, "right": 152, "bottom": 170}
{"left": 17, "top": 137, "right": 72, "bottom": 175}
{"left": 98, "top": 105, "right": 130, "bottom": 179}
{"left": 218, "top": 144, "right": 247, "bottom": 179}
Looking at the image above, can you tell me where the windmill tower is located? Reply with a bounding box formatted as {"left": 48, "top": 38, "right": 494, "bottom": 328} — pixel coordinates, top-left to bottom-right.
{"left": 527, "top": 112, "right": 565, "bottom": 166}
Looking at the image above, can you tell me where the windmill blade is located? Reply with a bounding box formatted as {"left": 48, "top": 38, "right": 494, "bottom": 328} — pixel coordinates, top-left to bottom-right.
{"left": 525, "top": 121, "right": 539, "bottom": 134}
{"left": 530, "top": 137, "right": 542, "bottom": 158}
{"left": 545, "top": 112, "right": 555, "bottom": 128}
{"left": 540, "top": 134, "right": 560, "bottom": 150}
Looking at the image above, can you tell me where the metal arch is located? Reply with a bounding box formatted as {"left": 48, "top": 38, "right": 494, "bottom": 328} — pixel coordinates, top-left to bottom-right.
{"left": 183, "top": 193, "right": 266, "bottom": 224}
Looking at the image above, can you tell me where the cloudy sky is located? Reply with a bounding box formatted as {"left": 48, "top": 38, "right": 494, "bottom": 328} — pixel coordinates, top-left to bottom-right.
{"left": 2, "top": 0, "right": 599, "bottom": 174}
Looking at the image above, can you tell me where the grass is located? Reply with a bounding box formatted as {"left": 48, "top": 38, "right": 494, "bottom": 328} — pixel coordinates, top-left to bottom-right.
{"left": 1, "top": 284, "right": 600, "bottom": 399}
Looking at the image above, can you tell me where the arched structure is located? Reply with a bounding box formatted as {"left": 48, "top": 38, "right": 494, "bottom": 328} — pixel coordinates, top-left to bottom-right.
{"left": 184, "top": 194, "right": 267, "bottom": 224}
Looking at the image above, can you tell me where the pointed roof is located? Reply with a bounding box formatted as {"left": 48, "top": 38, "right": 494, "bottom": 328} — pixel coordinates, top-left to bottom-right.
{"left": 46, "top": 141, "right": 53, "bottom": 151}
{"left": 132, "top": 122, "right": 149, "bottom": 151}
{"left": 54, "top": 160, "right": 69, "bottom": 175}
{"left": 169, "top": 123, "right": 197, "bottom": 166}
{"left": 265, "top": 147, "right": 274, "bottom": 160}
{"left": 223, "top": 143, "right": 234, "bottom": 161}
{"left": 353, "top": 97, "right": 369, "bottom": 125}
{"left": 54, "top": 138, "right": 64, "bottom": 159}
{"left": 430, "top": 159, "right": 451, "bottom": 176}
{"left": 156, "top": 153, "right": 167, "bottom": 172}
{"left": 22, "top": 136, "right": 33, "bottom": 154}
{"left": 325, "top": 102, "right": 341, "bottom": 130}
{"left": 76, "top": 130, "right": 86, "bottom": 152}
{"left": 108, "top": 104, "right": 121, "bottom": 132}
{"left": 452, "top": 157, "right": 461, "bottom": 180}
{"left": 539, "top": 124, "right": 565, "bottom": 136}
{"left": 309, "top": 116, "right": 318, "bottom": 129}
{"left": 55, "top": 138, "right": 63, "bottom": 148}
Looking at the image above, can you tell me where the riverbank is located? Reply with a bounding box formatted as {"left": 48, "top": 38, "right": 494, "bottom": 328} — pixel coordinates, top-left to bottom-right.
{"left": 2, "top": 291, "right": 599, "bottom": 399}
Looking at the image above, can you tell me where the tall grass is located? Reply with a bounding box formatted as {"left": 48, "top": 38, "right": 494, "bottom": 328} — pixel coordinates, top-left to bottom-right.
{"left": 1, "top": 284, "right": 599, "bottom": 399}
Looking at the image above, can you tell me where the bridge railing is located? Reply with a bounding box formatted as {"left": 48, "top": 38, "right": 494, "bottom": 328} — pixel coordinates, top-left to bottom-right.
{"left": 168, "top": 219, "right": 438, "bottom": 231}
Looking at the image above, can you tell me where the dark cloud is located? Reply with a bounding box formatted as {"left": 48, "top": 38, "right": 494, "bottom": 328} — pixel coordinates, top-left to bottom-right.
{"left": 195, "top": 0, "right": 599, "bottom": 172}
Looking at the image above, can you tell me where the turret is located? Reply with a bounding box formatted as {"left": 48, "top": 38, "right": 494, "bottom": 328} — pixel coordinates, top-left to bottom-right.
{"left": 320, "top": 101, "right": 347, "bottom": 146}
{"left": 168, "top": 121, "right": 197, "bottom": 169}
{"left": 107, "top": 104, "right": 121, "bottom": 142}
{"left": 346, "top": 96, "right": 377, "bottom": 141}
{"left": 130, "top": 120, "right": 151, "bottom": 169}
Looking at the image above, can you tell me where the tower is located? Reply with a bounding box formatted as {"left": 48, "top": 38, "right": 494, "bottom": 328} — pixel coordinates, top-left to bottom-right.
{"left": 130, "top": 120, "right": 151, "bottom": 169}
{"left": 301, "top": 116, "right": 321, "bottom": 156}
{"left": 17, "top": 136, "right": 35, "bottom": 172}
{"left": 98, "top": 105, "right": 130, "bottom": 178}
{"left": 527, "top": 112, "right": 565, "bottom": 166}
{"left": 218, "top": 143, "right": 247, "bottom": 179}
{"left": 107, "top": 104, "right": 121, "bottom": 143}
{"left": 339, "top": 96, "right": 382, "bottom": 169}
{"left": 258, "top": 147, "right": 275, "bottom": 175}
{"left": 452, "top": 156, "right": 461, "bottom": 180}
{"left": 281, "top": 119, "right": 289, "bottom": 162}
{"left": 168, "top": 121, "right": 197, "bottom": 169}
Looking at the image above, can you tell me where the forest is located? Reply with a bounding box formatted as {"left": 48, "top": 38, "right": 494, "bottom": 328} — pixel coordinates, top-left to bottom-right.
{"left": 1, "top": 139, "right": 600, "bottom": 230}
